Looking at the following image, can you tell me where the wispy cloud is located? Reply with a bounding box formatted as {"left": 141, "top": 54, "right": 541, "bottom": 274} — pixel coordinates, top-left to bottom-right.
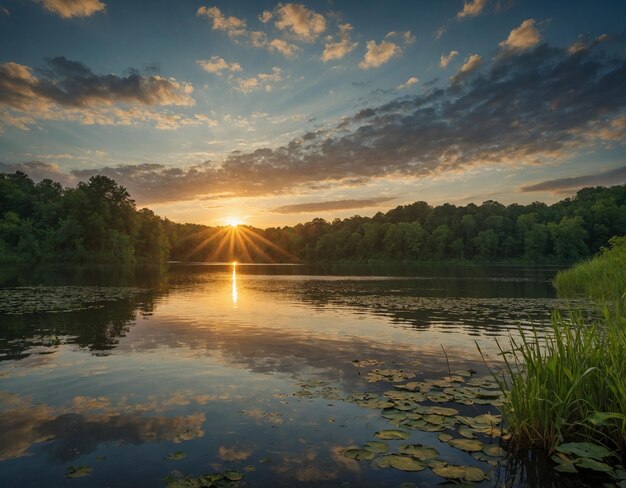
{"left": 359, "top": 40, "right": 401, "bottom": 69}
{"left": 38, "top": 0, "right": 106, "bottom": 19}
{"left": 457, "top": 0, "right": 487, "bottom": 19}
{"left": 272, "top": 197, "right": 396, "bottom": 214}
{"left": 197, "top": 5, "right": 302, "bottom": 59}
{"left": 268, "top": 38, "right": 299, "bottom": 58}
{"left": 196, "top": 6, "right": 247, "bottom": 36}
{"left": 196, "top": 56, "right": 242, "bottom": 75}
{"left": 440, "top": 50, "right": 459, "bottom": 68}
{"left": 499, "top": 19, "right": 542, "bottom": 51}
{"left": 234, "top": 67, "right": 284, "bottom": 93}
{"left": 321, "top": 23, "right": 358, "bottom": 62}
{"left": 385, "top": 30, "right": 416, "bottom": 45}
{"left": 520, "top": 166, "right": 626, "bottom": 193}
{"left": 398, "top": 77, "right": 419, "bottom": 89}
{"left": 450, "top": 54, "right": 482, "bottom": 83}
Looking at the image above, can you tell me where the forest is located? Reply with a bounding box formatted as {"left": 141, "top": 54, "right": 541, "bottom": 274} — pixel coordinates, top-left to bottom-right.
{"left": 1, "top": 170, "right": 626, "bottom": 265}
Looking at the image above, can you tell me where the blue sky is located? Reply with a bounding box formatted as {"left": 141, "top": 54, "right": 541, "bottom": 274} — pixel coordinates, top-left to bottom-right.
{"left": 1, "top": 0, "right": 625, "bottom": 226}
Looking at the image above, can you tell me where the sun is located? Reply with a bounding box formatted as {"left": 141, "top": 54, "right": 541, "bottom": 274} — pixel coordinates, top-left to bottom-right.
{"left": 226, "top": 217, "right": 242, "bottom": 227}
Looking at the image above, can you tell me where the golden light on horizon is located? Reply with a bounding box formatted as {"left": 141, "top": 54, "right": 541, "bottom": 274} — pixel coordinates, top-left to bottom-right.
{"left": 180, "top": 219, "right": 297, "bottom": 264}
{"left": 227, "top": 217, "right": 242, "bottom": 227}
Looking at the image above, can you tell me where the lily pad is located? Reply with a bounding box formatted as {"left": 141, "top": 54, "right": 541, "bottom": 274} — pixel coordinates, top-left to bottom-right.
{"left": 556, "top": 442, "right": 612, "bottom": 461}
{"left": 375, "top": 429, "right": 410, "bottom": 440}
{"left": 438, "top": 433, "right": 453, "bottom": 442}
{"left": 224, "top": 471, "right": 243, "bottom": 481}
{"left": 66, "top": 466, "right": 93, "bottom": 478}
{"left": 448, "top": 438, "right": 484, "bottom": 452}
{"left": 458, "top": 425, "right": 476, "bottom": 439}
{"left": 483, "top": 445, "right": 506, "bottom": 457}
{"left": 428, "top": 406, "right": 459, "bottom": 416}
{"left": 374, "top": 455, "right": 396, "bottom": 468}
{"left": 387, "top": 455, "right": 426, "bottom": 472}
{"left": 433, "top": 464, "right": 486, "bottom": 482}
{"left": 363, "top": 441, "right": 389, "bottom": 453}
{"left": 344, "top": 448, "right": 376, "bottom": 460}
{"left": 399, "top": 445, "right": 439, "bottom": 460}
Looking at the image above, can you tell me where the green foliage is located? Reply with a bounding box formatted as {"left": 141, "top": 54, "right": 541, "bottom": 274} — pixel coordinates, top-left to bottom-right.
{"left": 211, "top": 184, "right": 625, "bottom": 264}
{"left": 0, "top": 172, "right": 169, "bottom": 264}
{"left": 3, "top": 170, "right": 626, "bottom": 265}
{"left": 492, "top": 312, "right": 626, "bottom": 457}
{"left": 489, "top": 241, "right": 626, "bottom": 467}
{"left": 555, "top": 236, "right": 626, "bottom": 304}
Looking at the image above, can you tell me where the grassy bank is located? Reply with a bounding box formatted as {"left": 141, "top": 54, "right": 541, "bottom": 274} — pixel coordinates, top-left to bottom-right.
{"left": 492, "top": 236, "right": 626, "bottom": 477}
{"left": 555, "top": 236, "right": 626, "bottom": 305}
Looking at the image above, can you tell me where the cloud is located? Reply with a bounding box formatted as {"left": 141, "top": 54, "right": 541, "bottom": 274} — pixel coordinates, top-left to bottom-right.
{"left": 196, "top": 6, "right": 247, "bottom": 36}
{"left": 499, "top": 19, "right": 541, "bottom": 51}
{"left": 259, "top": 10, "right": 272, "bottom": 23}
{"left": 38, "top": 0, "right": 106, "bottom": 18}
{"left": 321, "top": 23, "right": 358, "bottom": 62}
{"left": 196, "top": 6, "right": 300, "bottom": 59}
{"left": 0, "top": 57, "right": 202, "bottom": 131}
{"left": 0, "top": 161, "right": 76, "bottom": 185}
{"left": 359, "top": 40, "right": 401, "bottom": 69}
{"left": 398, "top": 77, "right": 419, "bottom": 89}
{"left": 1, "top": 7, "right": 9, "bottom": 16}
{"left": 457, "top": 0, "right": 487, "bottom": 19}
{"left": 520, "top": 166, "right": 626, "bottom": 193}
{"left": 11, "top": 41, "right": 626, "bottom": 204}
{"left": 450, "top": 54, "right": 482, "bottom": 83}
{"left": 197, "top": 56, "right": 242, "bottom": 75}
{"left": 386, "top": 30, "right": 416, "bottom": 45}
{"left": 234, "top": 67, "right": 284, "bottom": 93}
{"left": 435, "top": 26, "right": 446, "bottom": 39}
{"left": 440, "top": 50, "right": 459, "bottom": 68}
{"left": 272, "top": 197, "right": 396, "bottom": 214}
{"left": 268, "top": 39, "right": 299, "bottom": 58}
{"left": 274, "top": 3, "right": 326, "bottom": 42}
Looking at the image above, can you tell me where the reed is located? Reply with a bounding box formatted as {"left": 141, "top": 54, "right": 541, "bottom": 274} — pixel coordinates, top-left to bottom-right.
{"left": 487, "top": 235, "right": 626, "bottom": 462}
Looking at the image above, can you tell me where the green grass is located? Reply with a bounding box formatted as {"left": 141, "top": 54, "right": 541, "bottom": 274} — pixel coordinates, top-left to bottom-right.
{"left": 487, "top": 235, "right": 626, "bottom": 463}
{"left": 491, "top": 311, "right": 626, "bottom": 455}
{"left": 555, "top": 236, "right": 626, "bottom": 305}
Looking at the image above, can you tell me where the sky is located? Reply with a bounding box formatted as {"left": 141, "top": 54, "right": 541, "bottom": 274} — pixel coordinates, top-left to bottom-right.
{"left": 0, "top": 0, "right": 625, "bottom": 227}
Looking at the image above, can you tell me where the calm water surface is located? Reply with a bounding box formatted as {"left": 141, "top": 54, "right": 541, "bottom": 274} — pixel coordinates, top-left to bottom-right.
{"left": 0, "top": 264, "right": 589, "bottom": 487}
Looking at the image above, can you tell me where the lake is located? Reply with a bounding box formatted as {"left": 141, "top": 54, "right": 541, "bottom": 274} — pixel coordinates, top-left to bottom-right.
{"left": 0, "top": 263, "right": 588, "bottom": 487}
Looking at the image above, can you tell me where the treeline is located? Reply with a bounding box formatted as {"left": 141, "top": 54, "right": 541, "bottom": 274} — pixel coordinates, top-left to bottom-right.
{"left": 2, "top": 170, "right": 626, "bottom": 265}
{"left": 169, "top": 185, "right": 626, "bottom": 264}
{"left": 0, "top": 171, "right": 169, "bottom": 264}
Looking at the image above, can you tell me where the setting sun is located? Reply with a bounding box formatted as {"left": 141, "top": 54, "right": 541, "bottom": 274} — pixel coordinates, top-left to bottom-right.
{"left": 227, "top": 217, "right": 242, "bottom": 227}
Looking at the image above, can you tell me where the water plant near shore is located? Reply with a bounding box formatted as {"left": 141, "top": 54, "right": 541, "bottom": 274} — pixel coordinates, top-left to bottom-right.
{"left": 486, "top": 235, "right": 626, "bottom": 480}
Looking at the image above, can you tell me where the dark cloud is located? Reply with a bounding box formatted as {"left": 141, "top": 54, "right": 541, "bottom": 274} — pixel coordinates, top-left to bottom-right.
{"left": 271, "top": 197, "right": 396, "bottom": 214}
{"left": 32, "top": 56, "right": 194, "bottom": 108}
{"left": 8, "top": 40, "right": 626, "bottom": 203}
{"left": 0, "top": 57, "right": 196, "bottom": 129}
{"left": 520, "top": 165, "right": 626, "bottom": 193}
{"left": 0, "top": 161, "right": 76, "bottom": 185}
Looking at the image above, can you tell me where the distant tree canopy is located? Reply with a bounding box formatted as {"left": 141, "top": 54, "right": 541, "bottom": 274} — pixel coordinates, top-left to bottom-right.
{"left": 0, "top": 172, "right": 169, "bottom": 264}
{"left": 1, "top": 170, "right": 625, "bottom": 265}
{"left": 167, "top": 185, "right": 626, "bottom": 264}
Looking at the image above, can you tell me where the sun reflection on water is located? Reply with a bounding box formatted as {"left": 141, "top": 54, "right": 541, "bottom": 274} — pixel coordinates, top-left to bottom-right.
{"left": 231, "top": 263, "right": 238, "bottom": 306}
